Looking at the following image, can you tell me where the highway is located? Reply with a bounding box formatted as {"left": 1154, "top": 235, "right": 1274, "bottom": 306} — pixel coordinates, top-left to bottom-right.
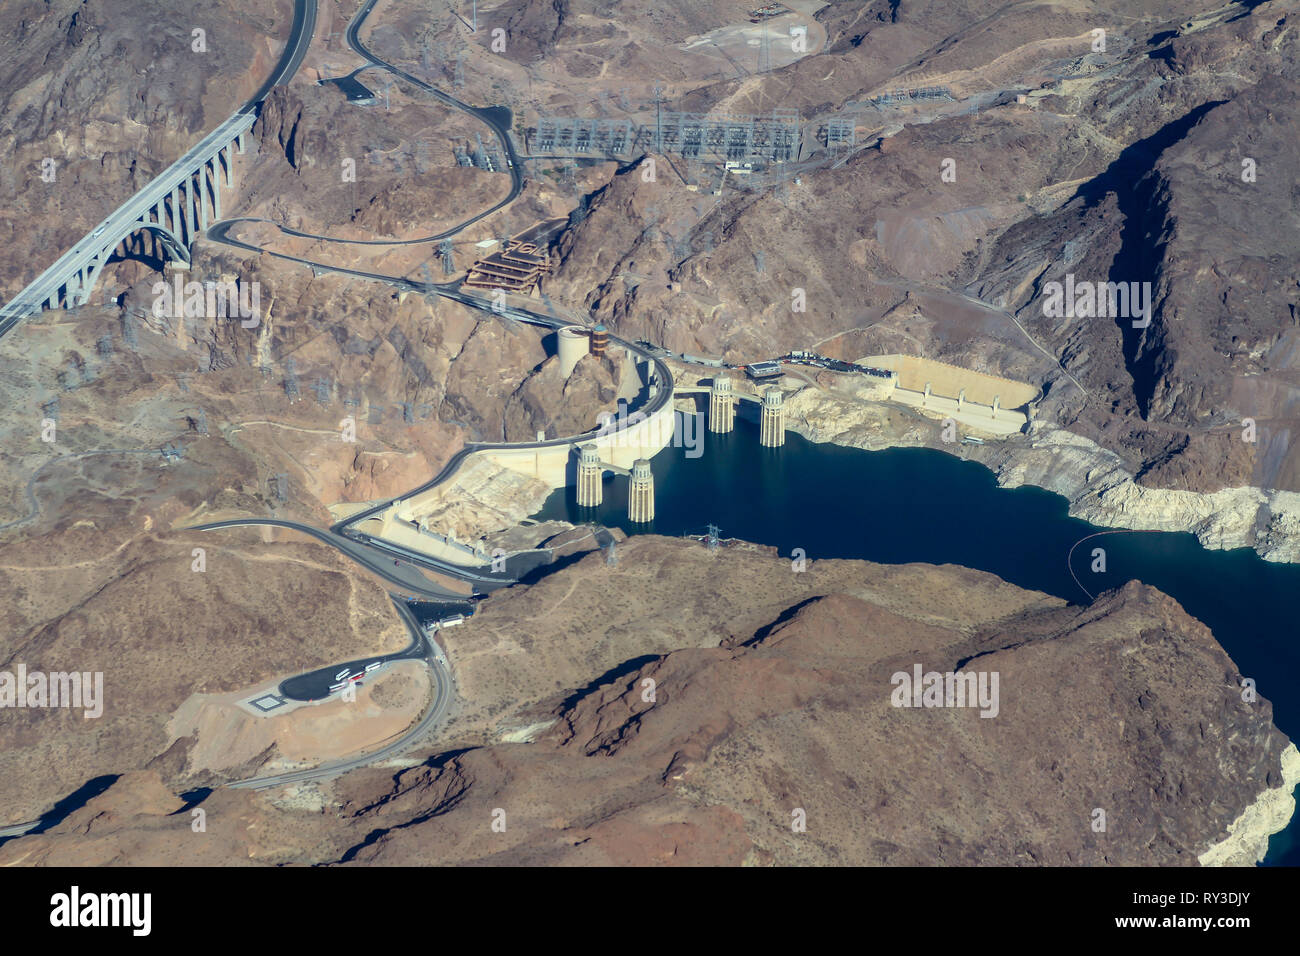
{"left": 1, "top": 0, "right": 674, "bottom": 837}
{"left": 201, "top": 0, "right": 527, "bottom": 253}
{"left": 188, "top": 517, "right": 475, "bottom": 599}
{"left": 0, "top": 0, "right": 318, "bottom": 338}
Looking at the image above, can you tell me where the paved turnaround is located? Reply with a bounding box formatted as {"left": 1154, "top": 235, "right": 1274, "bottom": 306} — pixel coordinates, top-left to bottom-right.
{"left": 229, "top": 598, "right": 455, "bottom": 791}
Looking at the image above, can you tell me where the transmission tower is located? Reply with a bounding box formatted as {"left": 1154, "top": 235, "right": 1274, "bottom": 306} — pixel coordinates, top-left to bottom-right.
{"left": 707, "top": 523, "right": 721, "bottom": 551}
{"left": 283, "top": 358, "right": 300, "bottom": 402}
{"left": 653, "top": 85, "right": 664, "bottom": 154}
{"left": 758, "top": 22, "right": 771, "bottom": 73}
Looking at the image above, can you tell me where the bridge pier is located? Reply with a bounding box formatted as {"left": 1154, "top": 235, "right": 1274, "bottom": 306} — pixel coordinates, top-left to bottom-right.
{"left": 628, "top": 458, "right": 654, "bottom": 523}
{"left": 185, "top": 180, "right": 198, "bottom": 239}
{"left": 198, "top": 168, "right": 210, "bottom": 231}
{"left": 170, "top": 186, "right": 181, "bottom": 240}
{"left": 212, "top": 162, "right": 222, "bottom": 220}
{"left": 576, "top": 443, "right": 603, "bottom": 507}
{"left": 760, "top": 387, "right": 785, "bottom": 447}
{"left": 709, "top": 376, "right": 735, "bottom": 433}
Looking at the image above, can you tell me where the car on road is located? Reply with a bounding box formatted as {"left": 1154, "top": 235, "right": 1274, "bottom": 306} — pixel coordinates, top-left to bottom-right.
{"left": 91, "top": 226, "right": 106, "bottom": 238}
{"left": 335, "top": 668, "right": 351, "bottom": 681}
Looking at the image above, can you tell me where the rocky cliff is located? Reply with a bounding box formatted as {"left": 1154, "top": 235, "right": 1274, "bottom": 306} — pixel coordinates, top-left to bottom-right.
{"left": 2, "top": 538, "right": 1292, "bottom": 866}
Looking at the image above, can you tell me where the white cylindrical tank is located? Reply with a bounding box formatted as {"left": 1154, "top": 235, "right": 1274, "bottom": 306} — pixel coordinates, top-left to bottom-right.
{"left": 557, "top": 326, "right": 590, "bottom": 378}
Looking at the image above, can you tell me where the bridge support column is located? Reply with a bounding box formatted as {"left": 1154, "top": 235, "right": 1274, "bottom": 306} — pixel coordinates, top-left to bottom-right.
{"left": 170, "top": 186, "right": 182, "bottom": 240}
{"left": 185, "top": 180, "right": 198, "bottom": 239}
{"left": 198, "top": 166, "right": 210, "bottom": 230}
{"left": 709, "top": 376, "right": 735, "bottom": 433}
{"left": 576, "top": 443, "right": 603, "bottom": 507}
{"left": 627, "top": 458, "right": 655, "bottom": 523}
{"left": 212, "top": 161, "right": 222, "bottom": 220}
{"left": 760, "top": 387, "right": 785, "bottom": 447}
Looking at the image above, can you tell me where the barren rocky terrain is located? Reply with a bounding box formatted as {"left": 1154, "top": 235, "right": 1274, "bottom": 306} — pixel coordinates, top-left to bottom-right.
{"left": 1, "top": 0, "right": 1297, "bottom": 867}
{"left": 2, "top": 537, "right": 1295, "bottom": 866}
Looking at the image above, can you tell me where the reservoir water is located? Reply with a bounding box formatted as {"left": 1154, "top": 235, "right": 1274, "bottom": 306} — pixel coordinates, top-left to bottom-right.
{"left": 534, "top": 412, "right": 1300, "bottom": 865}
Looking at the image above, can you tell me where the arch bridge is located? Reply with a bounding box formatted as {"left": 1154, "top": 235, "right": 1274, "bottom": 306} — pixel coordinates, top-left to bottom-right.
{"left": 0, "top": 112, "right": 253, "bottom": 324}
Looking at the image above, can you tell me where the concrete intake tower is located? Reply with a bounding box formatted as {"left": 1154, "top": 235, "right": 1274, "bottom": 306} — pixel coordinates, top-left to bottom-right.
{"left": 760, "top": 387, "right": 785, "bottom": 447}
{"left": 628, "top": 458, "right": 655, "bottom": 523}
{"left": 709, "top": 376, "right": 735, "bottom": 433}
{"left": 576, "top": 443, "right": 603, "bottom": 507}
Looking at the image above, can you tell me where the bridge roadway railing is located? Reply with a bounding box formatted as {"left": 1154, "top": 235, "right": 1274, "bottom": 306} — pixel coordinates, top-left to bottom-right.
{"left": 0, "top": 0, "right": 317, "bottom": 328}
{"left": 1, "top": 112, "right": 256, "bottom": 321}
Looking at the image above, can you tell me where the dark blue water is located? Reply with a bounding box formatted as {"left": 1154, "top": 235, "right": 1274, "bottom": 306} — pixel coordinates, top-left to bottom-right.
{"left": 535, "top": 413, "right": 1300, "bottom": 865}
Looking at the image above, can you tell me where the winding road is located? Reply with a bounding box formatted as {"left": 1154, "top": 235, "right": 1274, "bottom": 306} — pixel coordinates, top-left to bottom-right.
{"left": 188, "top": 517, "right": 474, "bottom": 599}
{"left": 3, "top": 0, "right": 682, "bottom": 835}
{"left": 199, "top": 3, "right": 672, "bottom": 794}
